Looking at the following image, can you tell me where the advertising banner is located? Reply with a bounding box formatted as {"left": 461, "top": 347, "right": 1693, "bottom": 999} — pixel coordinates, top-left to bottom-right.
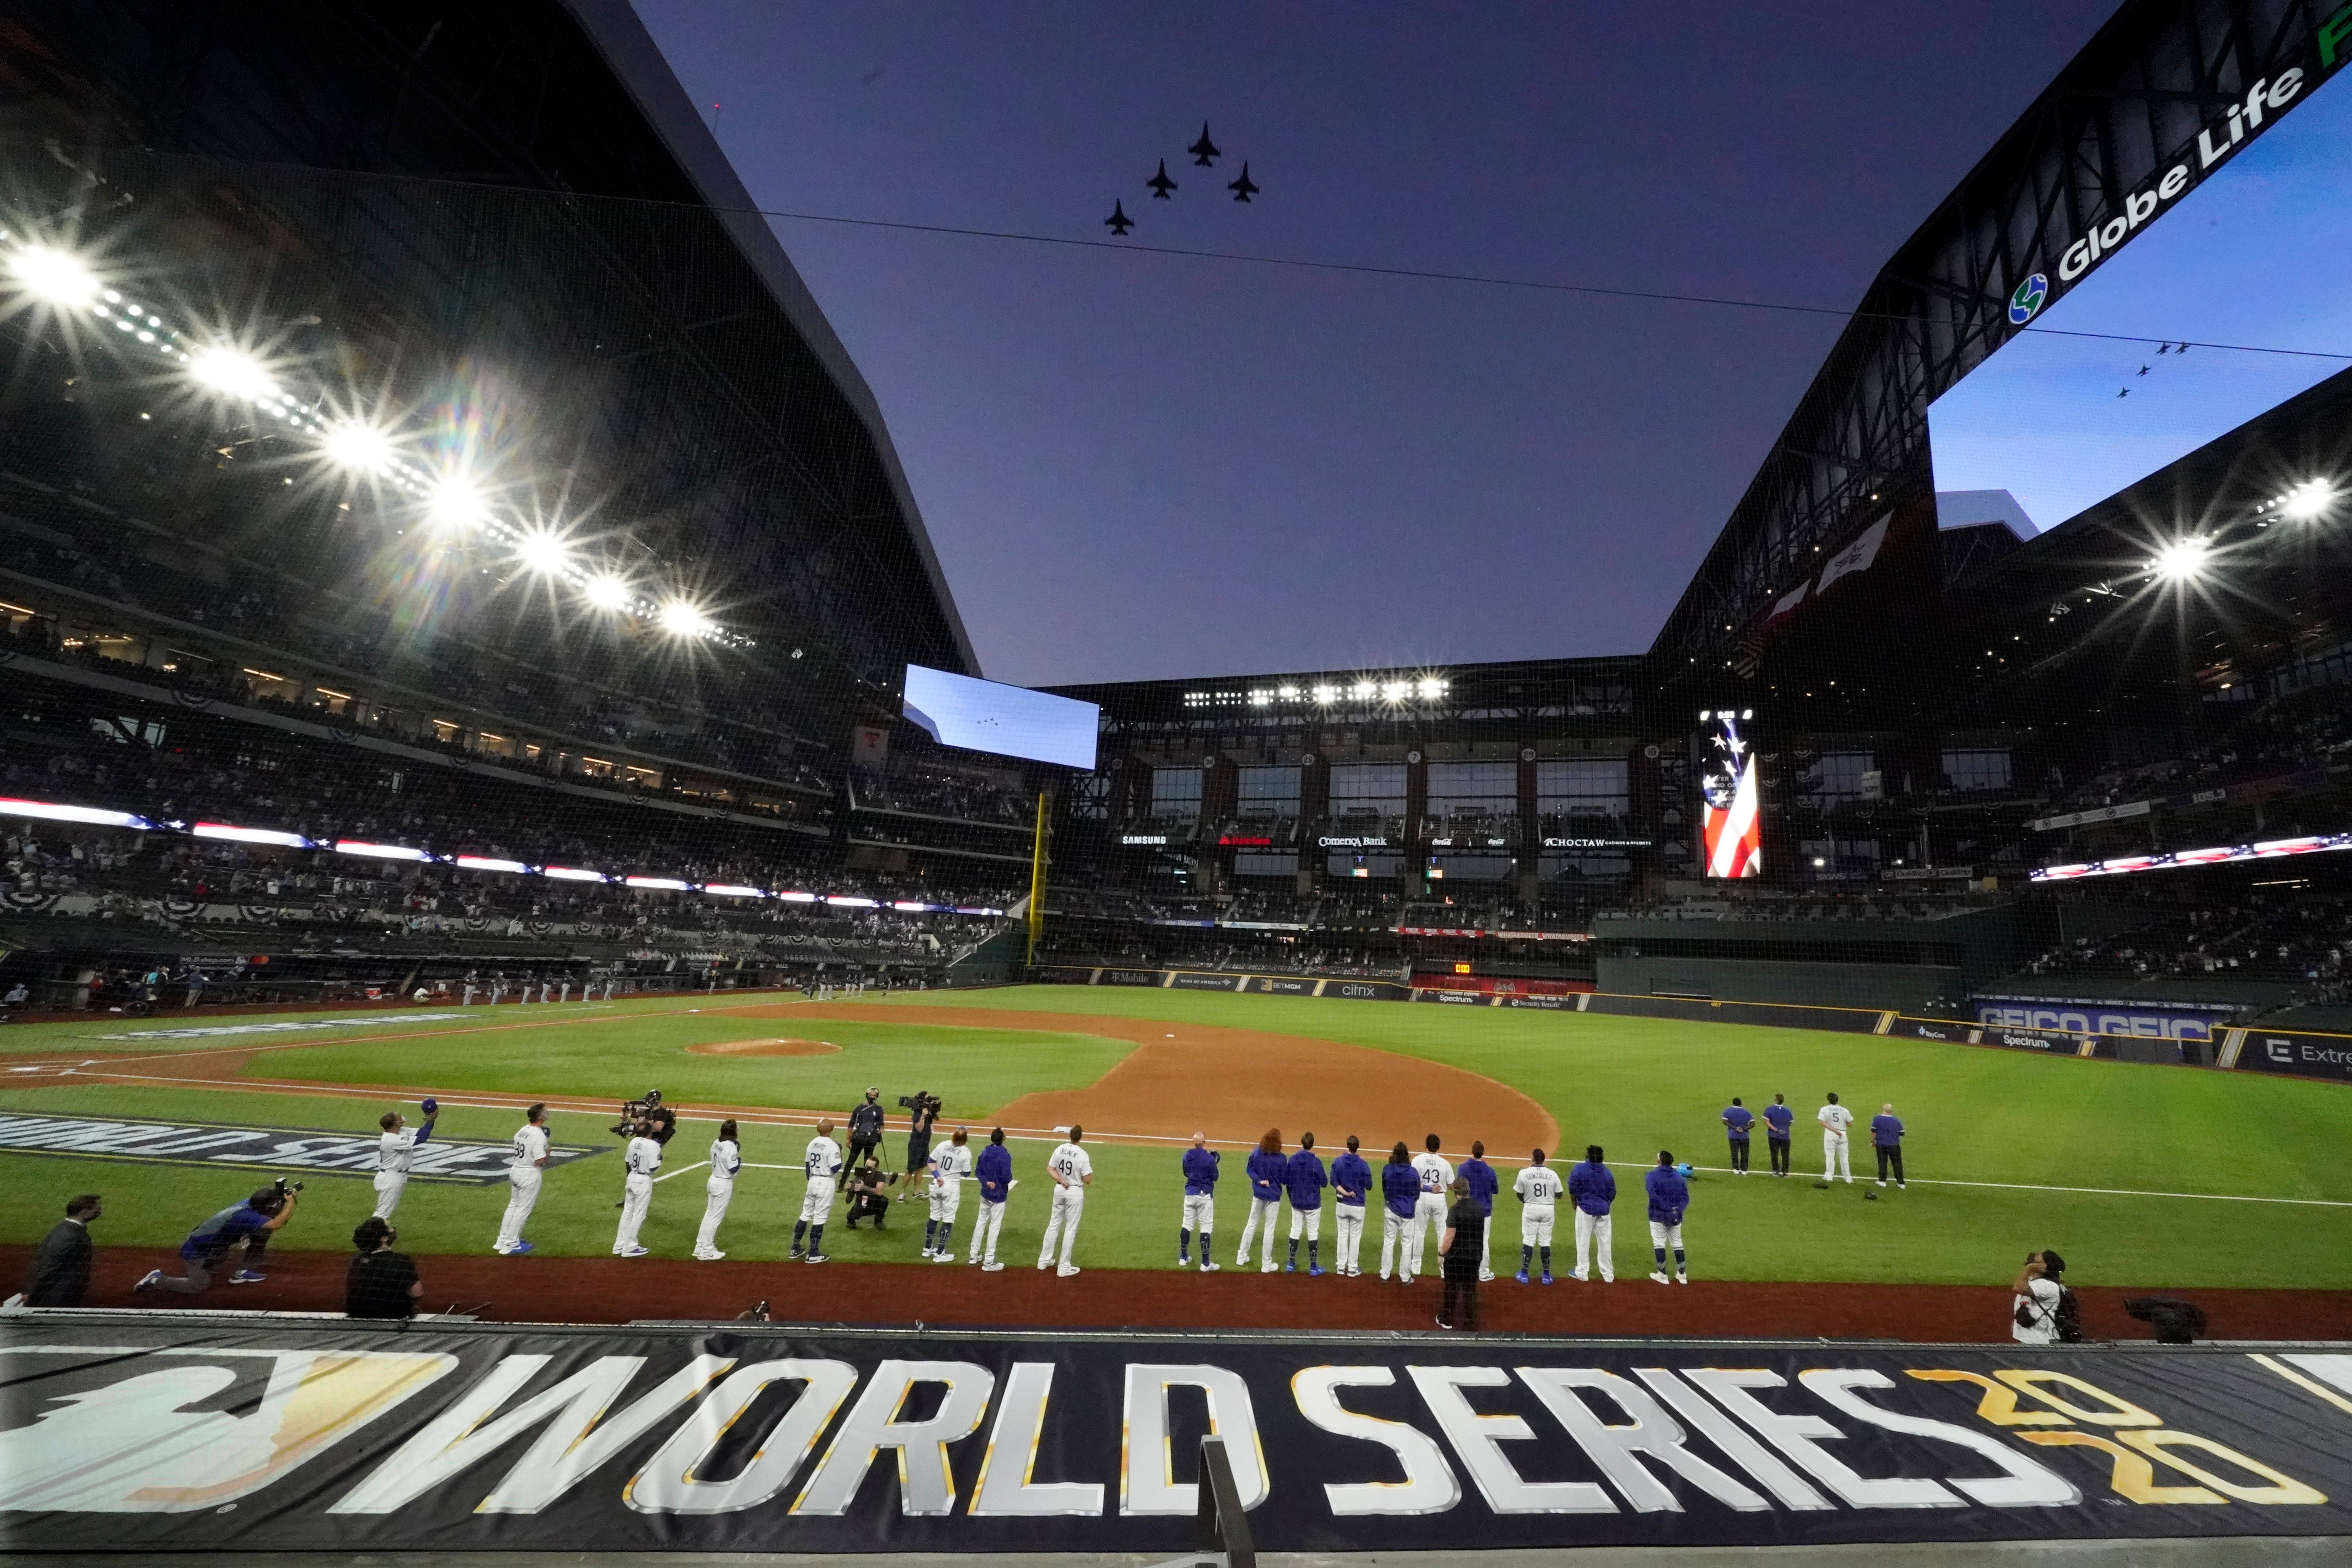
{"left": 2227, "top": 1027, "right": 2352, "bottom": 1084}
{"left": 0, "top": 1112, "right": 601, "bottom": 1184}
{"left": 1972, "top": 999, "right": 2232, "bottom": 1045}
{"left": 6, "top": 1319, "right": 2351, "bottom": 1553}
{"left": 1250, "top": 977, "right": 1318, "bottom": 996}
{"left": 1169, "top": 972, "right": 1246, "bottom": 992}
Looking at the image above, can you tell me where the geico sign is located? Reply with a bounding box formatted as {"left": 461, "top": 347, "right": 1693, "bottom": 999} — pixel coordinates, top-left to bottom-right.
{"left": 1976, "top": 1007, "right": 2213, "bottom": 1043}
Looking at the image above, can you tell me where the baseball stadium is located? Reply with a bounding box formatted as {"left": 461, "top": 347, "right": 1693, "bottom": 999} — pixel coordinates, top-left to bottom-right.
{"left": 4, "top": 0, "right": 2352, "bottom": 1561}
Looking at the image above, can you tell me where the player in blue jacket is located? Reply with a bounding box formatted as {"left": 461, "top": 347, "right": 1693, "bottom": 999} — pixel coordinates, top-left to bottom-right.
{"left": 1762, "top": 1093, "right": 1795, "bottom": 1177}
{"left": 1284, "top": 1133, "right": 1329, "bottom": 1275}
{"left": 968, "top": 1126, "right": 1014, "bottom": 1270}
{"left": 1722, "top": 1097, "right": 1755, "bottom": 1174}
{"left": 1238, "top": 1129, "right": 1287, "bottom": 1273}
{"left": 1644, "top": 1149, "right": 1691, "bottom": 1285}
{"left": 1328, "top": 1135, "right": 1373, "bottom": 1277}
{"left": 1871, "top": 1103, "right": 1906, "bottom": 1189}
{"left": 1378, "top": 1141, "right": 1420, "bottom": 1281}
{"left": 1179, "top": 1131, "right": 1221, "bottom": 1271}
{"left": 1459, "top": 1141, "right": 1500, "bottom": 1282}
{"left": 1567, "top": 1145, "right": 1616, "bottom": 1283}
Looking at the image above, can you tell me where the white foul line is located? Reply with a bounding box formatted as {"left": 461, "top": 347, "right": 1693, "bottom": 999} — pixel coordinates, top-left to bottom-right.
{"left": 651, "top": 1161, "right": 707, "bottom": 1184}
{"left": 1671, "top": 1162, "right": 2352, "bottom": 1209}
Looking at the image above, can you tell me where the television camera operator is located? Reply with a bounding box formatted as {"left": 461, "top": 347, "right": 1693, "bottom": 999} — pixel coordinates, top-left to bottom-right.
{"left": 897, "top": 1090, "right": 941, "bottom": 1202}
{"left": 612, "top": 1088, "right": 677, "bottom": 1145}
{"left": 136, "top": 1178, "right": 301, "bottom": 1295}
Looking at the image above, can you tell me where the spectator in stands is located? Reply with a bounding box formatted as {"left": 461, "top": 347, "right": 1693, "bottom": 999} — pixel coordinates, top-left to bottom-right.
{"left": 345, "top": 1216, "right": 422, "bottom": 1320}
{"left": 15, "top": 1193, "right": 101, "bottom": 1307}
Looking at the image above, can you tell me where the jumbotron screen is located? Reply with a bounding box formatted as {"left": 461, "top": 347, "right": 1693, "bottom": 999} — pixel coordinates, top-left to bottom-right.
{"left": 901, "top": 664, "right": 1099, "bottom": 770}
{"left": 1928, "top": 57, "right": 2351, "bottom": 534}
{"left": 1698, "top": 708, "right": 1762, "bottom": 879}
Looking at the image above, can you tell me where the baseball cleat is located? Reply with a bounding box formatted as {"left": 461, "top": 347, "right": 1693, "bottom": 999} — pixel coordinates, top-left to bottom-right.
{"left": 788, "top": 1250, "right": 805, "bottom": 1261}
{"left": 1649, "top": 1271, "right": 1671, "bottom": 1284}
{"left": 1176, "top": 1256, "right": 1190, "bottom": 1267}
{"left": 1875, "top": 1179, "right": 1887, "bottom": 1188}
{"left": 619, "top": 1245, "right": 649, "bottom": 1258}
{"left": 695, "top": 1251, "right": 725, "bottom": 1261}
{"left": 1261, "top": 1262, "right": 1277, "bottom": 1273}
{"left": 1675, "top": 1272, "right": 1690, "bottom": 1284}
{"left": 1897, "top": 1181, "right": 1908, "bottom": 1189}
{"left": 805, "top": 1253, "right": 829, "bottom": 1263}
{"left": 228, "top": 1270, "right": 266, "bottom": 1285}
{"left": 134, "top": 1269, "right": 163, "bottom": 1293}
{"left": 931, "top": 1251, "right": 954, "bottom": 1262}
{"left": 1515, "top": 1270, "right": 1530, "bottom": 1284}
{"left": 1057, "top": 1265, "right": 1081, "bottom": 1278}
{"left": 1308, "top": 1266, "right": 1325, "bottom": 1277}
{"left": 1542, "top": 1271, "right": 1555, "bottom": 1284}
{"left": 1200, "top": 1260, "right": 1220, "bottom": 1272}
{"left": 1284, "top": 1261, "right": 1296, "bottom": 1274}
{"left": 512, "top": 1241, "right": 535, "bottom": 1255}
{"left": 1571, "top": 1269, "right": 1588, "bottom": 1281}
{"left": 981, "top": 1260, "right": 1005, "bottom": 1271}
{"left": 1479, "top": 1271, "right": 1495, "bottom": 1282}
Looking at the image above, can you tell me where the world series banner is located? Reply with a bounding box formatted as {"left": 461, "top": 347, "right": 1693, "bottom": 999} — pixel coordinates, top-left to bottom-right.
{"left": 5, "top": 1318, "right": 2351, "bottom": 1553}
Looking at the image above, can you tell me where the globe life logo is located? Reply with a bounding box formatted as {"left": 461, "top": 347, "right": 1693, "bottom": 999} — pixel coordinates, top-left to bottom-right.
{"left": 2007, "top": 273, "right": 2047, "bottom": 325}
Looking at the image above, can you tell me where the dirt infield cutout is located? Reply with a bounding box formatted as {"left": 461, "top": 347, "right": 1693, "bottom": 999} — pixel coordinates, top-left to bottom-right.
{"left": 688, "top": 1038, "right": 843, "bottom": 1057}
{"left": 756, "top": 1003, "right": 1558, "bottom": 1154}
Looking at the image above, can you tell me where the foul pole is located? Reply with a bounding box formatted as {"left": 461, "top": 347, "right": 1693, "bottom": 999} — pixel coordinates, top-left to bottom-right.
{"left": 1025, "top": 789, "right": 1050, "bottom": 965}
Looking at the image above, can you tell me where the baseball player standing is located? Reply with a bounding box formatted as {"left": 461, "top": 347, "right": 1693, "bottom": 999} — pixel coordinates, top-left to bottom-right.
{"left": 1460, "top": 1141, "right": 1500, "bottom": 1281}
{"left": 1568, "top": 1144, "right": 1616, "bottom": 1282}
{"left": 1238, "top": 1130, "right": 1286, "bottom": 1273}
{"left": 1329, "top": 1135, "right": 1372, "bottom": 1278}
{"left": 970, "top": 1126, "right": 1013, "bottom": 1270}
{"left": 1407, "top": 1134, "right": 1453, "bottom": 1284}
{"left": 1818, "top": 1092, "right": 1855, "bottom": 1184}
{"left": 372, "top": 1098, "right": 438, "bottom": 1220}
{"left": 1644, "top": 1150, "right": 1691, "bottom": 1284}
{"left": 612, "top": 1118, "right": 662, "bottom": 1257}
{"left": 1038, "top": 1124, "right": 1092, "bottom": 1276}
{"left": 1284, "top": 1132, "right": 1328, "bottom": 1275}
{"left": 1512, "top": 1147, "right": 1564, "bottom": 1283}
{"left": 693, "top": 1119, "right": 741, "bottom": 1261}
{"left": 924, "top": 1126, "right": 974, "bottom": 1260}
{"left": 1178, "top": 1131, "right": 1220, "bottom": 1271}
{"left": 791, "top": 1117, "right": 843, "bottom": 1262}
{"left": 494, "top": 1102, "right": 550, "bottom": 1255}
{"left": 1377, "top": 1142, "right": 1418, "bottom": 1280}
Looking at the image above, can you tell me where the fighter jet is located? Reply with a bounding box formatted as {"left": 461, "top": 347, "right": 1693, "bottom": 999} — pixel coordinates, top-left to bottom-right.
{"left": 1146, "top": 159, "right": 1178, "bottom": 199}
{"left": 1227, "top": 161, "right": 1259, "bottom": 202}
{"left": 1105, "top": 200, "right": 1134, "bottom": 235}
{"left": 1188, "top": 123, "right": 1220, "bottom": 166}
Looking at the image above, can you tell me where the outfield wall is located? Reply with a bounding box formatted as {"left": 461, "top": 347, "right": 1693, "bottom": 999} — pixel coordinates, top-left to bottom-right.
{"left": 1025, "top": 965, "right": 2352, "bottom": 1080}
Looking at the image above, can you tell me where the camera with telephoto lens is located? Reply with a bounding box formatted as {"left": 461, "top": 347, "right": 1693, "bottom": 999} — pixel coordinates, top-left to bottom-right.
{"left": 275, "top": 1177, "right": 304, "bottom": 1195}
{"left": 897, "top": 1091, "right": 941, "bottom": 1115}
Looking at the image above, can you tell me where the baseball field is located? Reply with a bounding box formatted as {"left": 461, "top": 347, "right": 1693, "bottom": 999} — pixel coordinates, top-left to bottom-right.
{"left": 3, "top": 983, "right": 2349, "bottom": 1303}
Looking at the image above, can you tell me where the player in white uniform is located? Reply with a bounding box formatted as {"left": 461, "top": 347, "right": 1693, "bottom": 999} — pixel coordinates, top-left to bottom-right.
{"left": 1817, "top": 1092, "right": 1855, "bottom": 1184}
{"left": 494, "top": 1103, "right": 550, "bottom": 1254}
{"left": 694, "top": 1119, "right": 741, "bottom": 1260}
{"left": 371, "top": 1098, "right": 437, "bottom": 1220}
{"left": 1512, "top": 1147, "right": 1564, "bottom": 1284}
{"left": 793, "top": 1118, "right": 843, "bottom": 1262}
{"left": 613, "top": 1118, "right": 662, "bottom": 1256}
{"left": 1406, "top": 1134, "right": 1453, "bottom": 1284}
{"left": 1038, "top": 1124, "right": 1094, "bottom": 1276}
{"left": 924, "top": 1126, "right": 974, "bottom": 1261}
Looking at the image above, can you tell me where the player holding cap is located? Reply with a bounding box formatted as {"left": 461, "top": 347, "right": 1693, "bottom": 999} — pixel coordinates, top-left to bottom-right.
{"left": 969, "top": 1126, "right": 1013, "bottom": 1269}
{"left": 1178, "top": 1131, "right": 1220, "bottom": 1271}
{"left": 494, "top": 1102, "right": 549, "bottom": 1255}
{"left": 1407, "top": 1134, "right": 1453, "bottom": 1284}
{"left": 1038, "top": 1124, "right": 1092, "bottom": 1276}
{"left": 1818, "top": 1092, "right": 1855, "bottom": 1185}
{"left": 792, "top": 1117, "right": 842, "bottom": 1262}
{"left": 1513, "top": 1146, "right": 1563, "bottom": 1283}
{"left": 1238, "top": 1130, "right": 1286, "bottom": 1272}
{"left": 612, "top": 1117, "right": 662, "bottom": 1257}
{"left": 372, "top": 1097, "right": 437, "bottom": 1220}
{"left": 1460, "top": 1140, "right": 1500, "bottom": 1281}
{"left": 1329, "top": 1134, "right": 1372, "bottom": 1277}
{"left": 924, "top": 1126, "right": 974, "bottom": 1261}
{"left": 693, "top": 1119, "right": 741, "bottom": 1261}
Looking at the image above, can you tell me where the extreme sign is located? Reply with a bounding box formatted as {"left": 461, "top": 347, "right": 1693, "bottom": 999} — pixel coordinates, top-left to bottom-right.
{"left": 4, "top": 1320, "right": 2349, "bottom": 1553}
{"left": 0, "top": 1112, "right": 602, "bottom": 1184}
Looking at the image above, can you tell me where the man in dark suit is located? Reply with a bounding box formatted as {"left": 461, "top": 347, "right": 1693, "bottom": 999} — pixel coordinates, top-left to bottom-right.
{"left": 23, "top": 1194, "right": 101, "bottom": 1306}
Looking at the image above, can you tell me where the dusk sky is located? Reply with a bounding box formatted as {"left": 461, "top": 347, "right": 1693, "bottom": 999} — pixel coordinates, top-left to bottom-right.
{"left": 633, "top": 2, "right": 2121, "bottom": 686}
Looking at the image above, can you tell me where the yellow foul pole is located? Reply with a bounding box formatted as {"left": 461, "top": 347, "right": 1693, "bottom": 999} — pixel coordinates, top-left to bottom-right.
{"left": 1025, "top": 789, "right": 1050, "bottom": 966}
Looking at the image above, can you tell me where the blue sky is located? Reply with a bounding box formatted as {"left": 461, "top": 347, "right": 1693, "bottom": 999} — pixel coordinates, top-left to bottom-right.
{"left": 1929, "top": 69, "right": 2352, "bottom": 532}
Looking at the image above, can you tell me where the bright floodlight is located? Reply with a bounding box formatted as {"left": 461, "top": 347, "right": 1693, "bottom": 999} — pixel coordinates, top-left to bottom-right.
{"left": 188, "top": 347, "right": 278, "bottom": 402}
{"left": 2282, "top": 479, "right": 2335, "bottom": 521}
{"left": 426, "top": 475, "right": 489, "bottom": 528}
{"left": 582, "top": 574, "right": 632, "bottom": 609}
{"left": 658, "top": 599, "right": 714, "bottom": 637}
{"left": 322, "top": 422, "right": 396, "bottom": 474}
{"left": 514, "top": 532, "right": 571, "bottom": 576}
{"left": 2150, "top": 537, "right": 2212, "bottom": 582}
{"left": 8, "top": 245, "right": 101, "bottom": 308}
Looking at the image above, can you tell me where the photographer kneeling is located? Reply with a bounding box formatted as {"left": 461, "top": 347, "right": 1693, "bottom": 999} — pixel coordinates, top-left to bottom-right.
{"left": 346, "top": 1217, "right": 422, "bottom": 1321}
{"left": 844, "top": 1159, "right": 893, "bottom": 1228}
{"left": 137, "top": 1180, "right": 299, "bottom": 1296}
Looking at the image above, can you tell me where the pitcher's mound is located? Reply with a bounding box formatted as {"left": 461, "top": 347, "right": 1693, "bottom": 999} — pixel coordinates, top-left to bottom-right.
{"left": 690, "top": 1038, "right": 842, "bottom": 1057}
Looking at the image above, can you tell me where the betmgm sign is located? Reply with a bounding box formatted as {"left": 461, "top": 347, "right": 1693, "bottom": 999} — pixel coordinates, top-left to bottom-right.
{"left": 6, "top": 1322, "right": 2350, "bottom": 1553}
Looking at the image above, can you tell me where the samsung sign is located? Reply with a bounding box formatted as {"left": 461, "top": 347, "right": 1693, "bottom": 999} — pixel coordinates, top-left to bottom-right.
{"left": 1972, "top": 1001, "right": 2225, "bottom": 1044}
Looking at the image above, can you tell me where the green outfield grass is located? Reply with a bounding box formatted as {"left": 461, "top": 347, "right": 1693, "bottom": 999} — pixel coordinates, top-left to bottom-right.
{"left": 2, "top": 985, "right": 2347, "bottom": 1290}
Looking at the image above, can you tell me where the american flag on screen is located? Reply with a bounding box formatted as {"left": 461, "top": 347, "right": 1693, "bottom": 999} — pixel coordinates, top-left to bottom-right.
{"left": 1701, "top": 714, "right": 1763, "bottom": 879}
